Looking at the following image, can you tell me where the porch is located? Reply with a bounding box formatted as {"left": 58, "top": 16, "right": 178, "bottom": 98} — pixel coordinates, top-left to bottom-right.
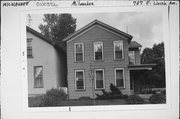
{"left": 128, "top": 64, "right": 156, "bottom": 95}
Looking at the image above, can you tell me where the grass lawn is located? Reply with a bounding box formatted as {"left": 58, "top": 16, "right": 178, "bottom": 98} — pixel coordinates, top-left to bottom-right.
{"left": 29, "top": 96, "right": 127, "bottom": 107}
{"left": 58, "top": 99, "right": 127, "bottom": 106}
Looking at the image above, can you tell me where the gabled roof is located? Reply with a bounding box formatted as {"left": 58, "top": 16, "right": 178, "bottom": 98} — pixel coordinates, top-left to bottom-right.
{"left": 62, "top": 20, "right": 133, "bottom": 43}
{"left": 26, "top": 26, "right": 55, "bottom": 46}
{"left": 26, "top": 26, "right": 66, "bottom": 52}
{"left": 129, "top": 41, "right": 142, "bottom": 48}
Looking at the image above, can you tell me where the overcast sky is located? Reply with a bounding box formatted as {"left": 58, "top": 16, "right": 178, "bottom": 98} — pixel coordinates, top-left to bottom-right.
{"left": 28, "top": 12, "right": 163, "bottom": 50}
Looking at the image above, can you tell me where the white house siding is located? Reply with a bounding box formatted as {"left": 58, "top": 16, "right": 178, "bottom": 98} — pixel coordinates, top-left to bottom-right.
{"left": 134, "top": 50, "right": 141, "bottom": 65}
{"left": 27, "top": 32, "right": 60, "bottom": 97}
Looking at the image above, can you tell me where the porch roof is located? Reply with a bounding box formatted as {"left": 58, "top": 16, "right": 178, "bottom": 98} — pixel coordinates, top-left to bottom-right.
{"left": 128, "top": 64, "right": 156, "bottom": 70}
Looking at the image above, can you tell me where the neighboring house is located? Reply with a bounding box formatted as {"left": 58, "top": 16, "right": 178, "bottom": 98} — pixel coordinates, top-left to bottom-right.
{"left": 63, "top": 20, "right": 155, "bottom": 99}
{"left": 26, "top": 26, "right": 67, "bottom": 97}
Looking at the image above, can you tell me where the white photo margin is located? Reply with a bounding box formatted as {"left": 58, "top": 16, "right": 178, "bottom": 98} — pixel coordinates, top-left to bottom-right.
{"left": 1, "top": 1, "right": 179, "bottom": 119}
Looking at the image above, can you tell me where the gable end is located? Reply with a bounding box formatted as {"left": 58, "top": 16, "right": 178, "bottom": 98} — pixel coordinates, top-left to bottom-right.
{"left": 63, "top": 20, "right": 133, "bottom": 43}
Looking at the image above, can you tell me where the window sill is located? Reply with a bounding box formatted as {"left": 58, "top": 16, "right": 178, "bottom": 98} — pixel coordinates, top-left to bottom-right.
{"left": 75, "top": 61, "right": 84, "bottom": 63}
{"left": 114, "top": 59, "right": 125, "bottom": 61}
{"left": 27, "top": 56, "right": 34, "bottom": 58}
{"left": 95, "top": 88, "right": 105, "bottom": 91}
{"left": 34, "top": 87, "right": 43, "bottom": 88}
{"left": 75, "top": 89, "right": 86, "bottom": 91}
{"left": 118, "top": 87, "right": 125, "bottom": 90}
{"left": 94, "top": 60, "right": 104, "bottom": 62}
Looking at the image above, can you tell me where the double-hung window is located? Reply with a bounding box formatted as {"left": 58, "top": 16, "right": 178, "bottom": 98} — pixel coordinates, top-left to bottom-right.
{"left": 115, "top": 68, "right": 125, "bottom": 88}
{"left": 34, "top": 66, "right": 43, "bottom": 88}
{"left": 95, "top": 69, "right": 104, "bottom": 89}
{"left": 129, "top": 51, "right": 135, "bottom": 65}
{"left": 74, "top": 43, "right": 84, "bottom": 62}
{"left": 114, "top": 41, "right": 123, "bottom": 60}
{"left": 27, "top": 38, "right": 33, "bottom": 58}
{"left": 75, "top": 70, "right": 85, "bottom": 90}
{"left": 94, "top": 42, "right": 103, "bottom": 61}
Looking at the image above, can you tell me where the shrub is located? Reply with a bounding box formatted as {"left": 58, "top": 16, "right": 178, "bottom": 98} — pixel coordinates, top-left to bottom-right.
{"left": 110, "top": 83, "right": 122, "bottom": 94}
{"left": 28, "top": 95, "right": 45, "bottom": 107}
{"left": 149, "top": 93, "right": 166, "bottom": 104}
{"left": 78, "top": 96, "right": 92, "bottom": 100}
{"left": 127, "top": 95, "right": 145, "bottom": 104}
{"left": 110, "top": 83, "right": 128, "bottom": 99}
{"left": 96, "top": 90, "right": 111, "bottom": 100}
{"left": 95, "top": 84, "right": 128, "bottom": 100}
{"left": 41, "top": 88, "right": 67, "bottom": 106}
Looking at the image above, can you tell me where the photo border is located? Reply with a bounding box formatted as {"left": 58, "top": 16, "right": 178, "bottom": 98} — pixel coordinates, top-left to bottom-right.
{"left": 21, "top": 5, "right": 170, "bottom": 112}
{"left": 1, "top": 1, "right": 178, "bottom": 119}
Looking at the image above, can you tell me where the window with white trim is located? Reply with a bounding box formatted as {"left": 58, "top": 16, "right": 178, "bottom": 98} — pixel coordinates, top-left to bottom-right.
{"left": 95, "top": 69, "right": 104, "bottom": 89}
{"left": 129, "top": 51, "right": 135, "bottom": 65}
{"left": 34, "top": 66, "right": 43, "bottom": 88}
{"left": 114, "top": 41, "right": 123, "bottom": 60}
{"left": 75, "top": 70, "right": 85, "bottom": 90}
{"left": 74, "top": 43, "right": 84, "bottom": 62}
{"left": 115, "top": 68, "right": 125, "bottom": 88}
{"left": 94, "top": 42, "right": 103, "bottom": 61}
{"left": 27, "top": 38, "right": 33, "bottom": 58}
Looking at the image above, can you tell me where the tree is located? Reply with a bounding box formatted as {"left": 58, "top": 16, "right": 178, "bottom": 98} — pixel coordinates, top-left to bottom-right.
{"left": 141, "top": 42, "right": 164, "bottom": 64}
{"left": 39, "top": 14, "right": 76, "bottom": 49}
{"left": 88, "top": 61, "right": 95, "bottom": 105}
{"left": 141, "top": 48, "right": 154, "bottom": 64}
{"left": 141, "top": 42, "right": 165, "bottom": 88}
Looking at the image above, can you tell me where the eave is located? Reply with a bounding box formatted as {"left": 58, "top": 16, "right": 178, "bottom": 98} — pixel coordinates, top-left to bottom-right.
{"left": 128, "top": 64, "right": 157, "bottom": 70}
{"left": 26, "top": 26, "right": 55, "bottom": 46}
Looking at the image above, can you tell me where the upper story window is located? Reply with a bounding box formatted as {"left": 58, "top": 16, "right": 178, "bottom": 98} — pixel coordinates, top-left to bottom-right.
{"left": 34, "top": 66, "right": 43, "bottom": 88}
{"left": 115, "top": 68, "right": 125, "bottom": 88}
{"left": 74, "top": 43, "right": 84, "bottom": 62}
{"left": 129, "top": 51, "right": 135, "bottom": 65}
{"left": 94, "top": 42, "right": 103, "bottom": 61}
{"left": 95, "top": 69, "right": 104, "bottom": 89}
{"left": 27, "top": 38, "right": 33, "bottom": 58}
{"left": 75, "top": 70, "right": 85, "bottom": 90}
{"left": 114, "top": 41, "right": 123, "bottom": 60}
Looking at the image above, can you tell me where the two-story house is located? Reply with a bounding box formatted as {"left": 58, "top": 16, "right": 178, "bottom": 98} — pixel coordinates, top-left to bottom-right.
{"left": 27, "top": 26, "right": 67, "bottom": 97}
{"left": 63, "top": 20, "right": 155, "bottom": 99}
{"left": 26, "top": 20, "right": 155, "bottom": 99}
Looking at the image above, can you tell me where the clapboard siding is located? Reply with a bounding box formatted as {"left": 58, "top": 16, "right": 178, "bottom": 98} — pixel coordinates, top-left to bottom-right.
{"left": 67, "top": 25, "right": 131, "bottom": 99}
{"left": 134, "top": 50, "right": 141, "bottom": 65}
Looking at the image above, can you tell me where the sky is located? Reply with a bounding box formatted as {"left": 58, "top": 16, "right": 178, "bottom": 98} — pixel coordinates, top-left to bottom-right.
{"left": 28, "top": 12, "right": 163, "bottom": 50}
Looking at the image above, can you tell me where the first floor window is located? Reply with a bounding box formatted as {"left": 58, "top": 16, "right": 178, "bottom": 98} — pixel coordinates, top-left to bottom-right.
{"left": 95, "top": 69, "right": 104, "bottom": 89}
{"left": 34, "top": 66, "right": 43, "bottom": 88}
{"left": 115, "top": 68, "right": 125, "bottom": 88}
{"left": 75, "top": 70, "right": 85, "bottom": 90}
{"left": 27, "top": 38, "right": 33, "bottom": 58}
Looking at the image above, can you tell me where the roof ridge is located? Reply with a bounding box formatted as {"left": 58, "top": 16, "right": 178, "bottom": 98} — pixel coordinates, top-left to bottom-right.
{"left": 62, "top": 19, "right": 133, "bottom": 43}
